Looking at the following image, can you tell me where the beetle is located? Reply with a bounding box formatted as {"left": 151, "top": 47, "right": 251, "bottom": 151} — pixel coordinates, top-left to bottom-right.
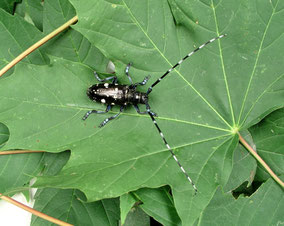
{"left": 83, "top": 66, "right": 156, "bottom": 127}
{"left": 83, "top": 34, "right": 226, "bottom": 193}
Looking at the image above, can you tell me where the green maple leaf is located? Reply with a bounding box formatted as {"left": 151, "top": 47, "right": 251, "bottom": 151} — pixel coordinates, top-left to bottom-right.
{"left": 0, "top": 0, "right": 21, "bottom": 14}
{"left": 199, "top": 178, "right": 284, "bottom": 226}
{"left": 0, "top": 0, "right": 283, "bottom": 225}
{"left": 31, "top": 188, "right": 119, "bottom": 226}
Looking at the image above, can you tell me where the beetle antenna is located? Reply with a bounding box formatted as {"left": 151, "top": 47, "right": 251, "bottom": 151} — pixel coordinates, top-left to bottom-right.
{"left": 148, "top": 112, "right": 197, "bottom": 194}
{"left": 147, "top": 34, "right": 226, "bottom": 95}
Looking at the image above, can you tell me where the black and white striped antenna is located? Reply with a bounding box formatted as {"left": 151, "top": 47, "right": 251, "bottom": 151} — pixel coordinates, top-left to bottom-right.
{"left": 146, "top": 34, "right": 226, "bottom": 193}
{"left": 148, "top": 112, "right": 198, "bottom": 193}
{"left": 147, "top": 34, "right": 226, "bottom": 95}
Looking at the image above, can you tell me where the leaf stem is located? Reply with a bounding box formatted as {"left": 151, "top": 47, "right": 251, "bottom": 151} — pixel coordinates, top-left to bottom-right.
{"left": 0, "top": 15, "right": 78, "bottom": 225}
{"left": 0, "top": 193, "right": 73, "bottom": 226}
{"left": 0, "top": 150, "right": 45, "bottom": 155}
{"left": 0, "top": 15, "right": 78, "bottom": 77}
{"left": 0, "top": 15, "right": 78, "bottom": 222}
{"left": 238, "top": 133, "right": 284, "bottom": 188}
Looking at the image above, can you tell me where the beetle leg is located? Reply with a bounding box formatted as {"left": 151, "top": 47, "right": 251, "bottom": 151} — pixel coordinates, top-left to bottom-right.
{"left": 125, "top": 63, "right": 150, "bottom": 89}
{"left": 94, "top": 71, "right": 118, "bottom": 84}
{"left": 99, "top": 106, "right": 124, "bottom": 128}
{"left": 125, "top": 62, "right": 133, "bottom": 84}
{"left": 82, "top": 105, "right": 111, "bottom": 120}
{"left": 134, "top": 104, "right": 157, "bottom": 116}
{"left": 145, "top": 101, "right": 157, "bottom": 117}
{"left": 133, "top": 75, "right": 151, "bottom": 88}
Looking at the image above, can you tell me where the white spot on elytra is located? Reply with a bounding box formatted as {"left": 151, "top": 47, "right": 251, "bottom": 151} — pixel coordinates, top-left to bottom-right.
{"left": 101, "top": 99, "right": 106, "bottom": 103}
{"left": 115, "top": 88, "right": 118, "bottom": 91}
{"left": 104, "top": 83, "right": 109, "bottom": 88}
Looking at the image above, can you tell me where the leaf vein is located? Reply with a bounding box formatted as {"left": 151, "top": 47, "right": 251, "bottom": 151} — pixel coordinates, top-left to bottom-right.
{"left": 122, "top": 0, "right": 232, "bottom": 130}
{"left": 237, "top": 0, "right": 279, "bottom": 125}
